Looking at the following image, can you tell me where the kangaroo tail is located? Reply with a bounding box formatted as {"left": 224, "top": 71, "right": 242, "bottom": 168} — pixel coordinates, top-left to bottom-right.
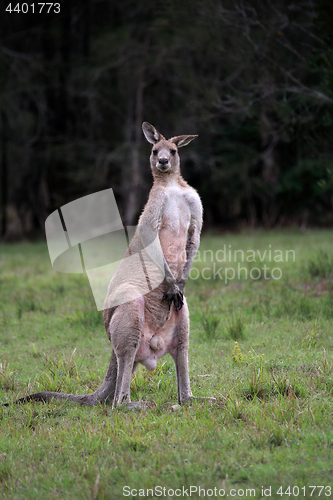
{"left": 2, "top": 351, "right": 117, "bottom": 408}
{"left": 3, "top": 391, "right": 99, "bottom": 407}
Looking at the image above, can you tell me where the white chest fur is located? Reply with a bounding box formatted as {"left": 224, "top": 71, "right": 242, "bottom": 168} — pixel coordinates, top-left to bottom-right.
{"left": 162, "top": 184, "right": 191, "bottom": 233}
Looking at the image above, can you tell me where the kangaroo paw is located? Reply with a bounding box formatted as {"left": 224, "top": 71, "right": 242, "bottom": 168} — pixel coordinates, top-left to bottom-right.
{"left": 161, "top": 285, "right": 184, "bottom": 311}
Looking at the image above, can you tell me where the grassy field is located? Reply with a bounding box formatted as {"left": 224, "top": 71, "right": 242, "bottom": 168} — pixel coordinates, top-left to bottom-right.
{"left": 0, "top": 229, "right": 333, "bottom": 499}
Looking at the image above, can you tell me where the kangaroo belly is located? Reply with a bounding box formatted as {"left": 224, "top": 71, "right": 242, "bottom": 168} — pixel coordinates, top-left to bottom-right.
{"left": 135, "top": 309, "right": 179, "bottom": 370}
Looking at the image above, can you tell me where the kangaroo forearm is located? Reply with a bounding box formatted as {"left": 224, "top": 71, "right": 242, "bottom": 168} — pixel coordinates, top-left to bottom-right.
{"left": 178, "top": 260, "right": 194, "bottom": 290}
{"left": 164, "top": 259, "right": 176, "bottom": 283}
{"left": 178, "top": 233, "right": 200, "bottom": 289}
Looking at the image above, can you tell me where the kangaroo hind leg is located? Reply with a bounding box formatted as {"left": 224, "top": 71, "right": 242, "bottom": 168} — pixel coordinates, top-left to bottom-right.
{"left": 171, "top": 300, "right": 216, "bottom": 406}
{"left": 170, "top": 300, "right": 193, "bottom": 405}
{"left": 109, "top": 291, "right": 148, "bottom": 409}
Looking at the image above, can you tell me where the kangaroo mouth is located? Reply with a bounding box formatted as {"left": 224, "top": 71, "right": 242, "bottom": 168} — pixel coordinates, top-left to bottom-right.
{"left": 157, "top": 165, "right": 171, "bottom": 173}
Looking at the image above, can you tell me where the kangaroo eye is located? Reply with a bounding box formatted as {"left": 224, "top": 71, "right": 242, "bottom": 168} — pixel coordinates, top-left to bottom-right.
{"left": 153, "top": 150, "right": 158, "bottom": 156}
{"left": 170, "top": 150, "right": 176, "bottom": 155}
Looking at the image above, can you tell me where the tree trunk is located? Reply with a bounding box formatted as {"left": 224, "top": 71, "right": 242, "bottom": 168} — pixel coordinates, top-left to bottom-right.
{"left": 1, "top": 110, "right": 8, "bottom": 238}
{"left": 83, "top": 0, "right": 91, "bottom": 59}
{"left": 123, "top": 66, "right": 145, "bottom": 226}
{"left": 260, "top": 77, "right": 280, "bottom": 227}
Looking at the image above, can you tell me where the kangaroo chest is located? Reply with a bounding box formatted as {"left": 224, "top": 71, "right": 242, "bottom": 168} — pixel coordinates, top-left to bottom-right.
{"left": 159, "top": 186, "right": 191, "bottom": 275}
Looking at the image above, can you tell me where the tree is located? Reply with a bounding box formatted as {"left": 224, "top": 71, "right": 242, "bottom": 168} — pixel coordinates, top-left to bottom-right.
{"left": 0, "top": 0, "right": 332, "bottom": 237}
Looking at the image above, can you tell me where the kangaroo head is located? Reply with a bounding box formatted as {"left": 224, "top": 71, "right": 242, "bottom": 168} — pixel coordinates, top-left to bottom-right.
{"left": 142, "top": 122, "right": 197, "bottom": 178}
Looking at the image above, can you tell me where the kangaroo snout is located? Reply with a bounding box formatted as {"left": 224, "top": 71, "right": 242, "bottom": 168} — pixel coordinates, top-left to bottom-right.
{"left": 159, "top": 158, "right": 169, "bottom": 165}
{"left": 158, "top": 157, "right": 170, "bottom": 172}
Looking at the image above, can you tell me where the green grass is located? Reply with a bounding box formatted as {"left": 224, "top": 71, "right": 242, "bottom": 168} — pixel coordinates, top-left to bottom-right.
{"left": 0, "top": 229, "right": 333, "bottom": 499}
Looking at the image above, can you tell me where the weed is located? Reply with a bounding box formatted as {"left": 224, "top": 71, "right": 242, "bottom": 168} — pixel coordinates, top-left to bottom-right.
{"left": 325, "top": 288, "right": 333, "bottom": 318}
{"left": 199, "top": 307, "right": 221, "bottom": 340}
{"left": 231, "top": 342, "right": 245, "bottom": 363}
{"left": 246, "top": 355, "right": 265, "bottom": 399}
{"left": 0, "top": 360, "right": 15, "bottom": 391}
{"left": 0, "top": 460, "right": 12, "bottom": 487}
{"left": 301, "top": 320, "right": 320, "bottom": 348}
{"left": 226, "top": 394, "right": 245, "bottom": 421}
{"left": 268, "top": 425, "right": 284, "bottom": 447}
{"left": 270, "top": 370, "right": 303, "bottom": 398}
{"left": 51, "top": 283, "right": 65, "bottom": 295}
{"left": 22, "top": 406, "right": 39, "bottom": 430}
{"left": 263, "top": 294, "right": 272, "bottom": 317}
{"left": 16, "top": 289, "right": 42, "bottom": 319}
{"left": 270, "top": 370, "right": 292, "bottom": 397}
{"left": 308, "top": 250, "right": 333, "bottom": 279}
{"left": 315, "top": 349, "right": 333, "bottom": 394}
{"left": 231, "top": 342, "right": 255, "bottom": 364}
{"left": 126, "top": 438, "right": 149, "bottom": 452}
{"left": 36, "top": 349, "right": 80, "bottom": 392}
{"left": 0, "top": 307, "right": 9, "bottom": 331}
{"left": 44, "top": 349, "right": 79, "bottom": 378}
{"left": 29, "top": 343, "right": 42, "bottom": 358}
{"left": 226, "top": 315, "right": 245, "bottom": 340}
{"left": 131, "top": 360, "right": 176, "bottom": 406}
{"left": 321, "top": 349, "right": 332, "bottom": 375}
{"left": 68, "top": 308, "right": 102, "bottom": 329}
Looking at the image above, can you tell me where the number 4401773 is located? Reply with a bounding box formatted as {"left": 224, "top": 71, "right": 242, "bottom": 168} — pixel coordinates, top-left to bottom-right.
{"left": 277, "top": 486, "right": 331, "bottom": 496}
{"left": 6, "top": 3, "right": 60, "bottom": 13}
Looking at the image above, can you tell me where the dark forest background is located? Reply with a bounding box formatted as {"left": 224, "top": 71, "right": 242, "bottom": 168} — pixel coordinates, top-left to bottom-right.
{"left": 1, "top": 0, "right": 333, "bottom": 239}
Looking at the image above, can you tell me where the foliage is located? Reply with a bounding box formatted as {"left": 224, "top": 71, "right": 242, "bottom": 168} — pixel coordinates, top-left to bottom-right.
{"left": 1, "top": 1, "right": 333, "bottom": 237}
{"left": 308, "top": 249, "right": 333, "bottom": 278}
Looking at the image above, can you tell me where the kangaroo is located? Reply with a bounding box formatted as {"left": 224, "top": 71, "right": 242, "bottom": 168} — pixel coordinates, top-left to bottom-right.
{"left": 6, "top": 122, "right": 204, "bottom": 409}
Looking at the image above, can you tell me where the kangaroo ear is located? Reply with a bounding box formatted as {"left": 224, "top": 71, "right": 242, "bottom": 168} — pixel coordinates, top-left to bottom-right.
{"left": 169, "top": 135, "right": 198, "bottom": 148}
{"left": 142, "top": 122, "right": 165, "bottom": 144}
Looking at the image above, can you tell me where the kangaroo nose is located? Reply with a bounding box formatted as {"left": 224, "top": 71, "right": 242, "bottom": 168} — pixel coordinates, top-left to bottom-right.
{"left": 159, "top": 158, "right": 168, "bottom": 165}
